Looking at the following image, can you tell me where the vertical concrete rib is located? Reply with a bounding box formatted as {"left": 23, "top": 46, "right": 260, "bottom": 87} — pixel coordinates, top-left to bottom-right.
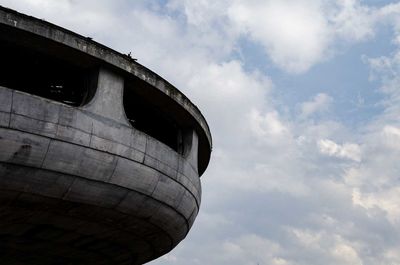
{"left": 83, "top": 67, "right": 130, "bottom": 126}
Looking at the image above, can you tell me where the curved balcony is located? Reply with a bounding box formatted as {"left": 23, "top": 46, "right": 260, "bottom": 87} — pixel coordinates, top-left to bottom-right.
{"left": 0, "top": 6, "right": 211, "bottom": 265}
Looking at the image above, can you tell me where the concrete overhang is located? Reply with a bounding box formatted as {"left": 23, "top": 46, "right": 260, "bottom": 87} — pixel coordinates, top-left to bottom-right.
{"left": 0, "top": 5, "right": 212, "bottom": 175}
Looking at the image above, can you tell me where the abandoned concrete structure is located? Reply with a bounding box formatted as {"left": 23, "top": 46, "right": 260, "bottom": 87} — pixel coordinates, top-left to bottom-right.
{"left": 0, "top": 6, "right": 212, "bottom": 265}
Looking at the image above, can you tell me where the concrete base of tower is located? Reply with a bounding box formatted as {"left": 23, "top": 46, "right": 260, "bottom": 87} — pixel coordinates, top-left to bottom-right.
{"left": 0, "top": 83, "right": 202, "bottom": 264}
{"left": 0, "top": 163, "right": 183, "bottom": 265}
{"left": 0, "top": 6, "right": 212, "bottom": 264}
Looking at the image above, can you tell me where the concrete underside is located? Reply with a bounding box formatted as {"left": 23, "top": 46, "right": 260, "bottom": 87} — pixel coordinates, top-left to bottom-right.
{"left": 0, "top": 164, "right": 176, "bottom": 265}
{"left": 0, "top": 76, "right": 202, "bottom": 264}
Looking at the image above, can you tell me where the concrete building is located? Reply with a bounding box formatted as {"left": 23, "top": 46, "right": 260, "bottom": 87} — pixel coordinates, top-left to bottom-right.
{"left": 0, "top": 6, "right": 212, "bottom": 265}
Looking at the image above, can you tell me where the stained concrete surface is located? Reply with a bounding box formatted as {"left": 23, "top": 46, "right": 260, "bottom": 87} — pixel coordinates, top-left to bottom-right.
{"left": 0, "top": 6, "right": 211, "bottom": 264}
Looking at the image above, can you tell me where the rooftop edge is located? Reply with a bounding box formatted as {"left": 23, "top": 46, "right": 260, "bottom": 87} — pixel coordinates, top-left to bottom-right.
{"left": 0, "top": 5, "right": 212, "bottom": 175}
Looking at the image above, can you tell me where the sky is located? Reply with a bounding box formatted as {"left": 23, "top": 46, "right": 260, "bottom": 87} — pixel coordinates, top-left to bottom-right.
{"left": 2, "top": 0, "right": 400, "bottom": 264}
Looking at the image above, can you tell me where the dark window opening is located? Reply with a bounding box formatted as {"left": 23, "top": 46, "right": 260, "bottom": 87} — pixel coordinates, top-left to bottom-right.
{"left": 124, "top": 79, "right": 183, "bottom": 152}
{"left": 0, "top": 41, "right": 96, "bottom": 106}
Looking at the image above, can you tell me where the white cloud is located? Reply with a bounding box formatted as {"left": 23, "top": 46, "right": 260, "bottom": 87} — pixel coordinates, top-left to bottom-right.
{"left": 352, "top": 188, "right": 400, "bottom": 224}
{"left": 331, "top": 0, "right": 375, "bottom": 41}
{"left": 250, "top": 110, "right": 289, "bottom": 138}
{"left": 228, "top": 0, "right": 331, "bottom": 73}
{"left": 287, "top": 228, "right": 364, "bottom": 265}
{"left": 331, "top": 242, "right": 362, "bottom": 265}
{"left": 291, "top": 228, "right": 322, "bottom": 248}
{"left": 221, "top": 234, "right": 284, "bottom": 265}
{"left": 149, "top": 0, "right": 392, "bottom": 74}
{"left": 382, "top": 125, "right": 400, "bottom": 150}
{"left": 318, "top": 139, "right": 361, "bottom": 162}
{"left": 300, "top": 93, "right": 333, "bottom": 118}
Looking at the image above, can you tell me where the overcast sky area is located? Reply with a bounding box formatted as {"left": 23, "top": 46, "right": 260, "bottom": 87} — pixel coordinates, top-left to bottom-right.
{"left": 3, "top": 0, "right": 400, "bottom": 264}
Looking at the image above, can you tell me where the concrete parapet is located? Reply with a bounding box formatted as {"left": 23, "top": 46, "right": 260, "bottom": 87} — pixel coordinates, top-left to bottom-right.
{"left": 0, "top": 5, "right": 211, "bottom": 265}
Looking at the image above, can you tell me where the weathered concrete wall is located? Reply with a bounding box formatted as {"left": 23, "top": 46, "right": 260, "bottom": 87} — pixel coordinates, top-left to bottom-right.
{"left": 0, "top": 5, "right": 212, "bottom": 174}
{"left": 0, "top": 6, "right": 212, "bottom": 264}
{"left": 0, "top": 65, "right": 202, "bottom": 264}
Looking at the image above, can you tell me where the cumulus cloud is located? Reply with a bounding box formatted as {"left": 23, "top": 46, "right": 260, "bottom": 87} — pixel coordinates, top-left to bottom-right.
{"left": 331, "top": 0, "right": 375, "bottom": 41}
{"left": 228, "top": 0, "right": 331, "bottom": 73}
{"left": 221, "top": 234, "right": 285, "bottom": 265}
{"left": 318, "top": 139, "right": 361, "bottom": 162}
{"left": 300, "top": 93, "right": 333, "bottom": 118}
{"left": 345, "top": 21, "right": 400, "bottom": 231}
{"left": 166, "top": 0, "right": 388, "bottom": 74}
{"left": 352, "top": 188, "right": 400, "bottom": 224}
{"left": 288, "top": 228, "right": 363, "bottom": 265}
{"left": 250, "top": 110, "right": 289, "bottom": 138}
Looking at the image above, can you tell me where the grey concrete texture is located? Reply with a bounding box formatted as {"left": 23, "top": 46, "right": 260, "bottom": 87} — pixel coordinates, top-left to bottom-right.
{"left": 0, "top": 5, "right": 212, "bottom": 175}
{"left": 0, "top": 6, "right": 212, "bottom": 264}
{"left": 0, "top": 66, "right": 205, "bottom": 264}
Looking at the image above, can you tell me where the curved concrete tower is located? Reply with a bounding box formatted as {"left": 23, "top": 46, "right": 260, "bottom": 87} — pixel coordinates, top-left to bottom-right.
{"left": 0, "top": 6, "right": 212, "bottom": 265}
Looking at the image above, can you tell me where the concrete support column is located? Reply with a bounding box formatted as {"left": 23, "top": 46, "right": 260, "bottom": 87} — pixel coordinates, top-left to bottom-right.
{"left": 183, "top": 129, "right": 199, "bottom": 174}
{"left": 84, "top": 67, "right": 129, "bottom": 125}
